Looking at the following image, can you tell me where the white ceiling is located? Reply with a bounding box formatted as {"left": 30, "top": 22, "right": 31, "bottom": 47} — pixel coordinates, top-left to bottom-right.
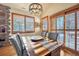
{"left": 2, "top": 3, "right": 77, "bottom": 17}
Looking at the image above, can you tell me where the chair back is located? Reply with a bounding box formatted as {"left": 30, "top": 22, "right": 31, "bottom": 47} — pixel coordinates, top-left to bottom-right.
{"left": 16, "top": 33, "right": 36, "bottom": 56}
{"left": 48, "top": 32, "right": 58, "bottom": 41}
{"left": 9, "top": 34, "right": 29, "bottom": 56}
{"left": 41, "top": 31, "right": 48, "bottom": 37}
{"left": 9, "top": 33, "right": 36, "bottom": 56}
{"left": 9, "top": 34, "right": 23, "bottom": 56}
{"left": 16, "top": 33, "right": 29, "bottom": 56}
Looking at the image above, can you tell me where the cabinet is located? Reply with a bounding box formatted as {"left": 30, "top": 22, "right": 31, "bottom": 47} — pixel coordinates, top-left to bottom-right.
{"left": 0, "top": 4, "right": 10, "bottom": 47}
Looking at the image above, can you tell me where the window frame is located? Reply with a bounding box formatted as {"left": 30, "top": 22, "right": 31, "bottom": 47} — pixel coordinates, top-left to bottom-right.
{"left": 65, "top": 11, "right": 76, "bottom": 50}
{"left": 11, "top": 13, "right": 35, "bottom": 33}
{"left": 50, "top": 4, "right": 79, "bottom": 52}
{"left": 76, "top": 9, "right": 79, "bottom": 51}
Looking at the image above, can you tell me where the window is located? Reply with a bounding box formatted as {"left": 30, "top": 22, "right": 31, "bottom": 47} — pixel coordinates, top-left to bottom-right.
{"left": 50, "top": 4, "right": 79, "bottom": 52}
{"left": 12, "top": 13, "right": 35, "bottom": 33}
{"left": 51, "top": 12, "right": 76, "bottom": 50}
{"left": 25, "top": 17, "right": 35, "bottom": 32}
{"left": 12, "top": 14, "right": 25, "bottom": 32}
{"left": 57, "top": 31, "right": 64, "bottom": 42}
{"left": 41, "top": 16, "right": 48, "bottom": 31}
{"left": 65, "top": 13, "right": 75, "bottom": 29}
{"left": 65, "top": 13, "right": 75, "bottom": 49}
{"left": 66, "top": 31, "right": 75, "bottom": 49}
{"left": 56, "top": 16, "right": 64, "bottom": 42}
{"left": 57, "top": 16, "right": 64, "bottom": 29}
{"left": 43, "top": 20, "right": 47, "bottom": 30}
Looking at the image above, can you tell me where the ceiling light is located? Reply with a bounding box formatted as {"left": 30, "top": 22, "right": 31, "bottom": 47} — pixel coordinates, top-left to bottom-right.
{"left": 29, "top": 3, "right": 43, "bottom": 16}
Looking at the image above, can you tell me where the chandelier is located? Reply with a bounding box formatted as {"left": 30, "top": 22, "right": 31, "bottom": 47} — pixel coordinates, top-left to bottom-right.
{"left": 29, "top": 3, "right": 43, "bottom": 16}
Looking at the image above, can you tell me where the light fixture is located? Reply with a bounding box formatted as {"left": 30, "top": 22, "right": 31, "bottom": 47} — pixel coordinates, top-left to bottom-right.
{"left": 29, "top": 3, "right": 43, "bottom": 16}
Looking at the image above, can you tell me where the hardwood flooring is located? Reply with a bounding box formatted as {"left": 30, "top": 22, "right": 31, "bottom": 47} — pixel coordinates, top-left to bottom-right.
{"left": 0, "top": 45, "right": 16, "bottom": 56}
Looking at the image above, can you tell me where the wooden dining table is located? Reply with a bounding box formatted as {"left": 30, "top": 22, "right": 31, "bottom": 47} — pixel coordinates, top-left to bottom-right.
{"left": 22, "top": 36, "right": 63, "bottom": 56}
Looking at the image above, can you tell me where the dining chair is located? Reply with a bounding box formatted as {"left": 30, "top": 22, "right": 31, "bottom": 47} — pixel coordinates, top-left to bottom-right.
{"left": 48, "top": 32, "right": 58, "bottom": 41}
{"left": 16, "top": 33, "right": 36, "bottom": 56}
{"left": 9, "top": 33, "right": 36, "bottom": 56}
{"left": 41, "top": 31, "right": 48, "bottom": 37}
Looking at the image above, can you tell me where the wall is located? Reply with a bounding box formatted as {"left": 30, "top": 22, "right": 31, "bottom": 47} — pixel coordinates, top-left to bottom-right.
{"left": 41, "top": 3, "right": 77, "bottom": 17}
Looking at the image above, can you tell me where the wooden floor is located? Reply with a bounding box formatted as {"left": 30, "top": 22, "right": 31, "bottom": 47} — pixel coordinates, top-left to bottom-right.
{"left": 0, "top": 45, "right": 16, "bottom": 56}
{"left": 0, "top": 45, "right": 76, "bottom": 56}
{"left": 60, "top": 49, "right": 74, "bottom": 56}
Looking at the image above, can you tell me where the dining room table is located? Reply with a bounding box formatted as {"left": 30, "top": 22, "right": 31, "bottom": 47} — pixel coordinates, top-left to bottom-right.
{"left": 22, "top": 35, "right": 63, "bottom": 56}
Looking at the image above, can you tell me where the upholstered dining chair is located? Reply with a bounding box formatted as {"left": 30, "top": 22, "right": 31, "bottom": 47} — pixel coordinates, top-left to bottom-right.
{"left": 9, "top": 33, "right": 36, "bottom": 56}
{"left": 48, "top": 32, "right": 58, "bottom": 41}
{"left": 41, "top": 31, "right": 48, "bottom": 37}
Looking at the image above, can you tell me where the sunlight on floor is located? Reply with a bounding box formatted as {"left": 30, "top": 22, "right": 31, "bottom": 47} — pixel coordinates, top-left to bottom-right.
{"left": 60, "top": 50, "right": 64, "bottom": 56}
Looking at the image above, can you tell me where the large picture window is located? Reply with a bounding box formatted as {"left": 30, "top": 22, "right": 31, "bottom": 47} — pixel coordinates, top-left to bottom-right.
{"left": 51, "top": 15, "right": 64, "bottom": 42}
{"left": 12, "top": 13, "right": 35, "bottom": 33}
{"left": 65, "top": 12, "right": 75, "bottom": 49}
{"left": 50, "top": 4, "right": 79, "bottom": 52}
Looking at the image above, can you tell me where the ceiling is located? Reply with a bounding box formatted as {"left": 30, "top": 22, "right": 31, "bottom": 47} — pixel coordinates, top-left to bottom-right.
{"left": 2, "top": 3, "right": 77, "bottom": 17}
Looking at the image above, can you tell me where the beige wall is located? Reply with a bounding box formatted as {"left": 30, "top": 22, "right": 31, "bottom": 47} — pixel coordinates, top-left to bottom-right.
{"left": 41, "top": 3, "right": 77, "bottom": 17}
